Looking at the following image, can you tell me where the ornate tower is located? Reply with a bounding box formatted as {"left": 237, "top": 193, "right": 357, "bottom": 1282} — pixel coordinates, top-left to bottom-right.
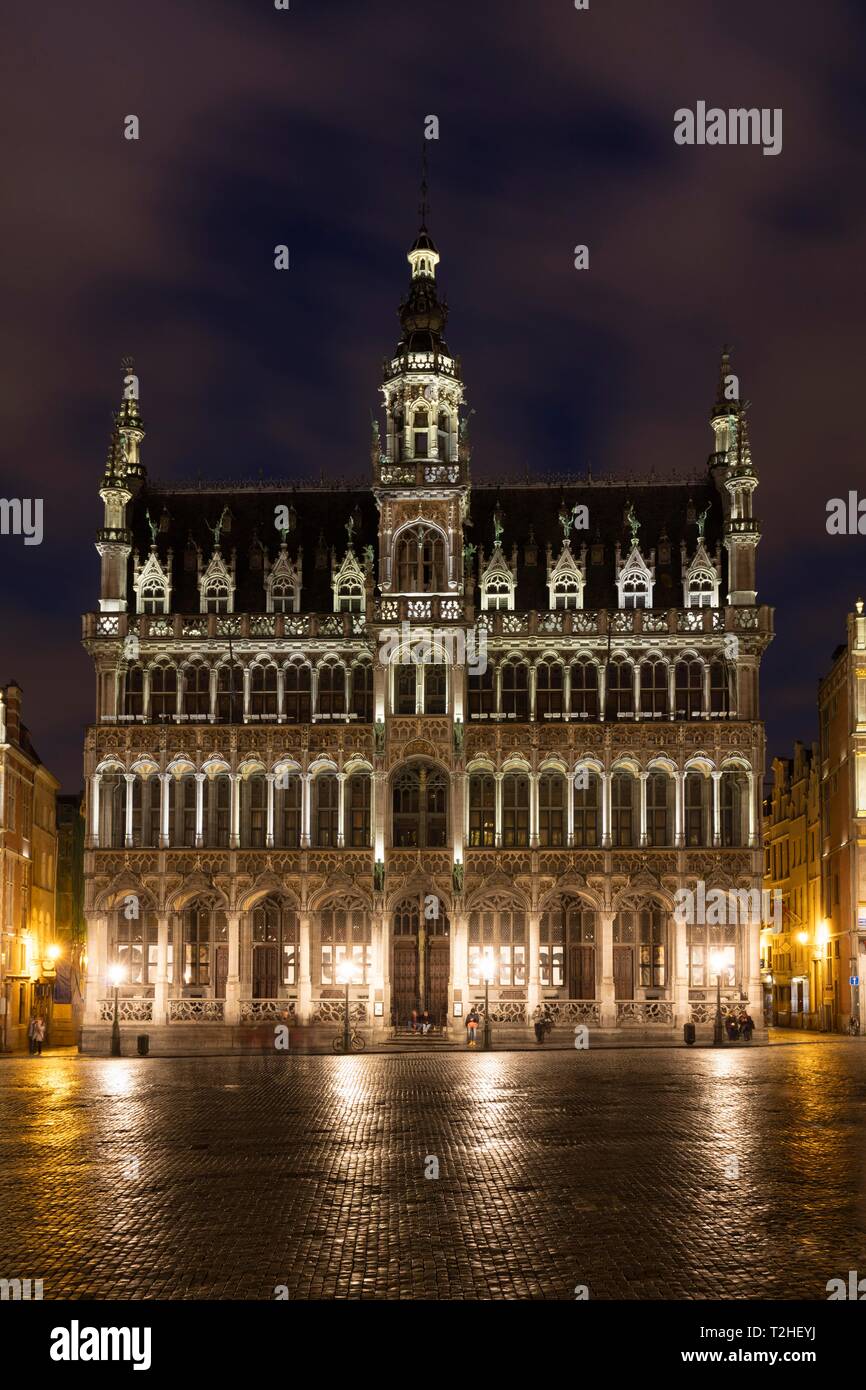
{"left": 709, "top": 347, "right": 760, "bottom": 606}
{"left": 96, "top": 360, "right": 144, "bottom": 613}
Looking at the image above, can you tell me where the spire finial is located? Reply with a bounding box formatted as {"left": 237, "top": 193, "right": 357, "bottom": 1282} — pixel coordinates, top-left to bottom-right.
{"left": 419, "top": 139, "right": 430, "bottom": 230}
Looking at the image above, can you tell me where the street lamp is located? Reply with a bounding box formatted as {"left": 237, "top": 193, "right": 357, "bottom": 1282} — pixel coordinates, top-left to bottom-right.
{"left": 481, "top": 953, "right": 495, "bottom": 1052}
{"left": 107, "top": 963, "right": 125, "bottom": 1057}
{"left": 711, "top": 950, "right": 727, "bottom": 1047}
{"left": 336, "top": 959, "right": 354, "bottom": 1053}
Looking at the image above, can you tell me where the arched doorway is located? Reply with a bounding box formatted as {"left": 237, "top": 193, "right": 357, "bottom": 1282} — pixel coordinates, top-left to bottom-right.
{"left": 391, "top": 895, "right": 450, "bottom": 1025}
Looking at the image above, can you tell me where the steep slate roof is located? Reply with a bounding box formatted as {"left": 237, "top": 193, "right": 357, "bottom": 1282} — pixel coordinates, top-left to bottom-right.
{"left": 127, "top": 472, "right": 725, "bottom": 615}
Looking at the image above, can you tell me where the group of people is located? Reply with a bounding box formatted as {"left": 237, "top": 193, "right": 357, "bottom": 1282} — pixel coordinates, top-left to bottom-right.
{"left": 532, "top": 1004, "right": 553, "bottom": 1043}
{"left": 725, "top": 1010, "right": 755, "bottom": 1042}
{"left": 409, "top": 1009, "right": 433, "bottom": 1035}
{"left": 27, "top": 1013, "right": 46, "bottom": 1056}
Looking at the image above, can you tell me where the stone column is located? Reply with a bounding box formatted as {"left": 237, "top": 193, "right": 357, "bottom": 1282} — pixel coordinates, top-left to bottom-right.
{"left": 746, "top": 769, "right": 757, "bottom": 847}
{"left": 529, "top": 665, "right": 537, "bottom": 722}
{"left": 209, "top": 667, "right": 218, "bottom": 722}
{"left": 89, "top": 772, "right": 102, "bottom": 847}
{"left": 243, "top": 667, "right": 251, "bottom": 721}
{"left": 598, "top": 664, "right": 607, "bottom": 720}
{"left": 337, "top": 772, "right": 347, "bottom": 848}
{"left": 529, "top": 771, "right": 539, "bottom": 849}
{"left": 153, "top": 913, "right": 169, "bottom": 1025}
{"left": 527, "top": 909, "right": 541, "bottom": 1015}
{"left": 638, "top": 771, "right": 648, "bottom": 847}
{"left": 194, "top": 773, "right": 205, "bottom": 848}
{"left": 602, "top": 770, "right": 611, "bottom": 847}
{"left": 124, "top": 773, "right": 135, "bottom": 848}
{"left": 712, "top": 771, "right": 722, "bottom": 847}
{"left": 599, "top": 909, "right": 616, "bottom": 1027}
{"left": 265, "top": 773, "right": 275, "bottom": 848}
{"left": 563, "top": 664, "right": 572, "bottom": 720}
{"left": 674, "top": 770, "right": 684, "bottom": 848}
{"left": 159, "top": 772, "right": 171, "bottom": 849}
{"left": 567, "top": 771, "right": 575, "bottom": 847}
{"left": 229, "top": 773, "right": 241, "bottom": 850}
{"left": 702, "top": 662, "right": 711, "bottom": 717}
{"left": 301, "top": 772, "right": 312, "bottom": 848}
{"left": 668, "top": 663, "right": 676, "bottom": 720}
{"left": 298, "top": 911, "right": 312, "bottom": 1025}
{"left": 494, "top": 771, "right": 504, "bottom": 848}
{"left": 225, "top": 911, "right": 240, "bottom": 1025}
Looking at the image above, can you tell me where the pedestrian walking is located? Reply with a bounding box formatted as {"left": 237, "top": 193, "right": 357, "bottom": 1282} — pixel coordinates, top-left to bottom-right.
{"left": 33, "top": 1014, "right": 46, "bottom": 1057}
{"left": 466, "top": 1007, "right": 479, "bottom": 1047}
{"left": 27, "top": 1013, "right": 37, "bottom": 1056}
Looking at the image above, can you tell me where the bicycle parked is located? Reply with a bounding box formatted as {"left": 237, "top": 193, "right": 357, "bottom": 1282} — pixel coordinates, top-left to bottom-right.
{"left": 332, "top": 1028, "right": 366, "bottom": 1053}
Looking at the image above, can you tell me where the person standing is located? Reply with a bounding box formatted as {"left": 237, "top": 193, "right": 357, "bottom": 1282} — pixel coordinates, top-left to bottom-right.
{"left": 533, "top": 1005, "right": 546, "bottom": 1044}
{"left": 33, "top": 1014, "right": 46, "bottom": 1057}
{"left": 466, "top": 1007, "right": 479, "bottom": 1046}
{"left": 27, "top": 1013, "right": 37, "bottom": 1056}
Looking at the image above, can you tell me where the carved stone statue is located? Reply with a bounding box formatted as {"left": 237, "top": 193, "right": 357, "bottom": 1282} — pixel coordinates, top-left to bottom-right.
{"left": 374, "top": 720, "right": 386, "bottom": 755}
{"left": 462, "top": 541, "right": 477, "bottom": 570}
{"left": 696, "top": 504, "right": 710, "bottom": 539}
{"left": 625, "top": 503, "right": 640, "bottom": 545}
{"left": 452, "top": 862, "right": 464, "bottom": 894}
{"left": 145, "top": 509, "right": 158, "bottom": 546}
{"left": 374, "top": 860, "right": 385, "bottom": 893}
{"left": 208, "top": 507, "right": 229, "bottom": 548}
{"left": 453, "top": 719, "right": 464, "bottom": 758}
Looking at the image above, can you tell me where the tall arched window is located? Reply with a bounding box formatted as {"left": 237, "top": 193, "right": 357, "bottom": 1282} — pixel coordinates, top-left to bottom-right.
{"left": 395, "top": 526, "right": 446, "bottom": 592}
{"left": 131, "top": 775, "right": 160, "bottom": 849}
{"left": 684, "top": 771, "right": 708, "bottom": 847}
{"left": 314, "top": 775, "right": 339, "bottom": 847}
{"left": 424, "top": 665, "right": 447, "bottom": 715}
{"left": 169, "top": 774, "right": 197, "bottom": 848}
{"left": 394, "top": 663, "right": 417, "bottom": 715}
{"left": 140, "top": 577, "right": 168, "bottom": 614}
{"left": 645, "top": 771, "right": 672, "bottom": 847}
{"left": 573, "top": 771, "right": 600, "bottom": 848}
{"left": 468, "top": 665, "right": 495, "bottom": 718}
{"left": 274, "top": 774, "right": 301, "bottom": 848}
{"left": 317, "top": 664, "right": 346, "bottom": 719}
{"left": 501, "top": 663, "right": 529, "bottom": 720}
{"left": 710, "top": 660, "right": 731, "bottom": 717}
{"left": 216, "top": 664, "right": 244, "bottom": 723}
{"left": 110, "top": 903, "right": 158, "bottom": 987}
{"left": 468, "top": 898, "right": 527, "bottom": 987}
{"left": 180, "top": 897, "right": 227, "bottom": 994}
{"left": 392, "top": 765, "right": 448, "bottom": 847}
{"left": 123, "top": 665, "right": 144, "bottom": 720}
{"left": 571, "top": 662, "right": 599, "bottom": 719}
{"left": 413, "top": 407, "right": 429, "bottom": 458}
{"left": 347, "top": 773, "right": 371, "bottom": 847}
{"left": 250, "top": 664, "right": 278, "bottom": 719}
{"left": 606, "top": 661, "right": 634, "bottom": 719}
{"left": 536, "top": 663, "right": 564, "bottom": 719}
{"left": 318, "top": 904, "right": 371, "bottom": 984}
{"left": 243, "top": 774, "right": 267, "bottom": 848}
{"left": 351, "top": 664, "right": 374, "bottom": 721}
{"left": 675, "top": 660, "right": 704, "bottom": 719}
{"left": 614, "top": 904, "right": 666, "bottom": 995}
{"left": 502, "top": 773, "right": 530, "bottom": 847}
{"left": 99, "top": 772, "right": 125, "bottom": 849}
{"left": 204, "top": 773, "right": 231, "bottom": 849}
{"left": 540, "top": 897, "right": 596, "bottom": 997}
{"left": 251, "top": 896, "right": 298, "bottom": 995}
{"left": 611, "top": 772, "right": 636, "bottom": 847}
{"left": 640, "top": 660, "right": 668, "bottom": 718}
{"left": 468, "top": 773, "right": 495, "bottom": 847}
{"left": 538, "top": 774, "right": 566, "bottom": 847}
{"left": 184, "top": 663, "right": 211, "bottom": 720}
{"left": 284, "top": 664, "right": 311, "bottom": 723}
{"left": 437, "top": 410, "right": 452, "bottom": 461}
{"left": 720, "top": 770, "right": 748, "bottom": 847}
{"left": 150, "top": 664, "right": 177, "bottom": 722}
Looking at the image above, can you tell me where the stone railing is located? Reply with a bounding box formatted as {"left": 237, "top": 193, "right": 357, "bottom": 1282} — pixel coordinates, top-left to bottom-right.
{"left": 690, "top": 1000, "right": 751, "bottom": 1024}
{"left": 98, "top": 999, "right": 153, "bottom": 1023}
{"left": 168, "top": 999, "right": 225, "bottom": 1023}
{"left": 239, "top": 999, "right": 297, "bottom": 1023}
{"left": 474, "top": 1000, "right": 527, "bottom": 1024}
{"left": 543, "top": 1000, "right": 601, "bottom": 1026}
{"left": 616, "top": 1000, "right": 675, "bottom": 1025}
{"left": 311, "top": 1000, "right": 367, "bottom": 1024}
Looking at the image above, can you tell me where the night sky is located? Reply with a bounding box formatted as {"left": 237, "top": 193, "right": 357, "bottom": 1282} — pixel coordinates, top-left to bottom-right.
{"left": 3, "top": 0, "right": 865, "bottom": 790}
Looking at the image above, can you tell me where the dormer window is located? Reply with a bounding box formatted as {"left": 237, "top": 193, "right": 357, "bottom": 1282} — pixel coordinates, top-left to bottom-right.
{"left": 337, "top": 581, "right": 363, "bottom": 614}
{"left": 140, "top": 578, "right": 168, "bottom": 614}
{"left": 622, "top": 574, "right": 649, "bottom": 610}
{"left": 687, "top": 574, "right": 715, "bottom": 608}
{"left": 553, "top": 575, "right": 581, "bottom": 610}
{"left": 271, "top": 581, "right": 294, "bottom": 614}
{"left": 204, "top": 581, "right": 229, "bottom": 614}
{"left": 484, "top": 579, "right": 511, "bottom": 611}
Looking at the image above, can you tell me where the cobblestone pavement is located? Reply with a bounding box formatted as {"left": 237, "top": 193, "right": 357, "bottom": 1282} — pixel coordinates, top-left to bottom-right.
{"left": 2, "top": 1042, "right": 865, "bottom": 1300}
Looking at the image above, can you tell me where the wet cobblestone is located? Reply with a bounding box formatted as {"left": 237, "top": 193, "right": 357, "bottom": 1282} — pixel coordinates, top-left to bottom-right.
{"left": 1, "top": 1043, "right": 865, "bottom": 1300}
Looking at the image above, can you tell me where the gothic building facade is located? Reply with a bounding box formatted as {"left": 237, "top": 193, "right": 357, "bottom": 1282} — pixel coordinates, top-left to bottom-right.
{"left": 81, "top": 207, "right": 773, "bottom": 1050}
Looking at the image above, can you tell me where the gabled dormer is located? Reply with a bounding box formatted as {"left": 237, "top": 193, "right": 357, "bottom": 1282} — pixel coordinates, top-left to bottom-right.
{"left": 199, "top": 545, "right": 235, "bottom": 614}
{"left": 332, "top": 543, "right": 366, "bottom": 614}
{"left": 615, "top": 541, "right": 655, "bottom": 609}
{"left": 264, "top": 542, "right": 302, "bottom": 614}
{"left": 479, "top": 540, "right": 516, "bottom": 611}
{"left": 682, "top": 536, "right": 721, "bottom": 609}
{"left": 133, "top": 544, "right": 172, "bottom": 615}
{"left": 547, "top": 539, "right": 586, "bottom": 610}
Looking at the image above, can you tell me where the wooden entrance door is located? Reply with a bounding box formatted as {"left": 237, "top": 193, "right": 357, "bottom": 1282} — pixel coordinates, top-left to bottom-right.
{"left": 426, "top": 940, "right": 450, "bottom": 1024}
{"left": 253, "top": 945, "right": 278, "bottom": 998}
{"left": 392, "top": 940, "right": 419, "bottom": 1025}
{"left": 568, "top": 945, "right": 595, "bottom": 1000}
{"left": 214, "top": 945, "right": 228, "bottom": 1000}
{"left": 613, "top": 946, "right": 633, "bottom": 1000}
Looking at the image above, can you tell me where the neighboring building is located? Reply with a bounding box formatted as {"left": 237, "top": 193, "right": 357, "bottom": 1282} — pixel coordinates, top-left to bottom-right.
{"left": 80, "top": 198, "right": 773, "bottom": 1051}
{"left": 817, "top": 602, "right": 866, "bottom": 1031}
{"left": 55, "top": 793, "right": 87, "bottom": 1045}
{"left": 760, "top": 742, "right": 822, "bottom": 1027}
{"left": 0, "top": 683, "right": 60, "bottom": 1051}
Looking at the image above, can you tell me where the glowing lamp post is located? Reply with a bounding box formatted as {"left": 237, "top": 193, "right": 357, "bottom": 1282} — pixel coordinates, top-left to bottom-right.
{"left": 711, "top": 950, "right": 727, "bottom": 1047}
{"left": 108, "top": 963, "right": 125, "bottom": 1057}
{"left": 336, "top": 959, "right": 355, "bottom": 1053}
{"left": 481, "top": 953, "right": 495, "bottom": 1052}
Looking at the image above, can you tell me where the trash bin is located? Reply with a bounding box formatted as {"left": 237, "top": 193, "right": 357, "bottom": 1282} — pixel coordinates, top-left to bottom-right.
{"left": 136, "top": 1034, "right": 150, "bottom": 1057}
{"left": 683, "top": 1023, "right": 696, "bottom": 1046}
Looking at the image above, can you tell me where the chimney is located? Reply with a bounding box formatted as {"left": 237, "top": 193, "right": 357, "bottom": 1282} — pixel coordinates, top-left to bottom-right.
{"left": 3, "top": 682, "right": 22, "bottom": 746}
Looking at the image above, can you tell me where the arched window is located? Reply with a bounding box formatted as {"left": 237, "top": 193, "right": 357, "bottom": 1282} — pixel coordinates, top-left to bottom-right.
{"left": 251, "top": 897, "right": 298, "bottom": 995}
{"left": 571, "top": 662, "right": 598, "bottom": 719}
{"left": 284, "top": 664, "right": 311, "bottom": 723}
{"left": 483, "top": 577, "right": 511, "bottom": 611}
{"left": 270, "top": 579, "right": 296, "bottom": 614}
{"left": 720, "top": 770, "right": 748, "bottom": 847}
{"left": 540, "top": 898, "right": 597, "bottom": 996}
{"left": 646, "top": 771, "right": 672, "bottom": 847}
{"left": 318, "top": 905, "right": 372, "bottom": 984}
{"left": 468, "top": 773, "right": 495, "bottom": 847}
{"left": 250, "top": 665, "right": 278, "bottom": 719}
{"left": 184, "top": 663, "right": 211, "bottom": 720}
{"left": 394, "top": 663, "right": 417, "bottom": 715}
{"left": 710, "top": 660, "right": 731, "bottom": 717}
{"left": 538, "top": 774, "right": 566, "bottom": 846}
{"left": 502, "top": 773, "right": 530, "bottom": 847}
{"left": 203, "top": 579, "right": 230, "bottom": 614}
{"left": 150, "top": 664, "right": 177, "bottom": 722}
{"left": 336, "top": 580, "right": 363, "bottom": 614}
{"left": 392, "top": 765, "right": 448, "bottom": 847}
{"left": 110, "top": 904, "right": 158, "bottom": 987}
{"left": 413, "top": 407, "right": 429, "bottom": 458}
{"left": 351, "top": 664, "right": 374, "bottom": 721}
{"left": 573, "top": 771, "right": 600, "bottom": 848}
{"left": 501, "top": 662, "right": 529, "bottom": 720}
{"left": 614, "top": 905, "right": 666, "bottom": 994}
{"left": 536, "top": 663, "right": 564, "bottom": 719}
{"left": 688, "top": 922, "right": 736, "bottom": 988}
{"left": 424, "top": 664, "right": 447, "bottom": 715}
{"left": 140, "top": 577, "right": 168, "bottom": 614}
{"left": 468, "top": 898, "right": 527, "bottom": 987}
{"left": 123, "top": 665, "right": 144, "bottom": 720}
{"left": 314, "top": 774, "right": 339, "bottom": 847}
{"left": 204, "top": 773, "right": 231, "bottom": 849}
{"left": 684, "top": 771, "right": 708, "bottom": 847}
{"left": 621, "top": 571, "right": 649, "bottom": 610}
{"left": 131, "top": 774, "right": 160, "bottom": 849}
{"left": 274, "top": 773, "right": 301, "bottom": 848}
{"left": 611, "top": 772, "right": 636, "bottom": 847}
{"left": 437, "top": 410, "right": 452, "bottom": 461}
{"left": 169, "top": 774, "right": 197, "bottom": 848}
{"left": 395, "top": 526, "right": 446, "bottom": 592}
{"left": 181, "top": 897, "right": 227, "bottom": 993}
{"left": 317, "top": 664, "right": 346, "bottom": 719}
{"left": 216, "top": 664, "right": 244, "bottom": 723}
{"left": 468, "top": 665, "right": 495, "bottom": 718}
{"left": 553, "top": 574, "right": 582, "bottom": 610}
{"left": 606, "top": 661, "right": 634, "bottom": 719}
{"left": 99, "top": 771, "right": 125, "bottom": 849}
{"left": 675, "top": 660, "right": 704, "bottom": 719}
{"left": 347, "top": 773, "right": 371, "bottom": 847}
{"left": 243, "top": 774, "right": 267, "bottom": 848}
{"left": 640, "top": 660, "right": 668, "bottom": 718}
